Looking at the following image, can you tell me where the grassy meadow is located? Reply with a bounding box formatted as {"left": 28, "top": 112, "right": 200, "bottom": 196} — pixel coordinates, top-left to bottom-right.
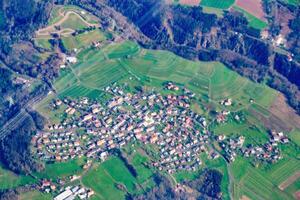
{"left": 200, "top": 0, "right": 235, "bottom": 9}
{"left": 0, "top": 165, "right": 36, "bottom": 190}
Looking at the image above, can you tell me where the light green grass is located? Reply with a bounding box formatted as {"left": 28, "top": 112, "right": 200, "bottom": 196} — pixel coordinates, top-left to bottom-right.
{"left": 82, "top": 159, "right": 129, "bottom": 200}
{"left": 289, "top": 129, "right": 300, "bottom": 147}
{"left": 35, "top": 38, "right": 52, "bottom": 50}
{"left": 202, "top": 6, "right": 225, "bottom": 17}
{"left": 62, "top": 29, "right": 106, "bottom": 50}
{"left": 200, "top": 0, "right": 234, "bottom": 9}
{"left": 131, "top": 152, "right": 154, "bottom": 183}
{"left": 48, "top": 6, "right": 62, "bottom": 25}
{"left": 233, "top": 6, "right": 268, "bottom": 30}
{"left": 285, "top": 0, "right": 300, "bottom": 6}
{"left": 101, "top": 157, "right": 137, "bottom": 193}
{"left": 0, "top": 166, "right": 36, "bottom": 190}
{"left": 34, "top": 158, "right": 84, "bottom": 180}
{"left": 103, "top": 41, "right": 140, "bottom": 59}
{"left": 60, "top": 13, "right": 88, "bottom": 30}
{"left": 49, "top": 5, "right": 98, "bottom": 26}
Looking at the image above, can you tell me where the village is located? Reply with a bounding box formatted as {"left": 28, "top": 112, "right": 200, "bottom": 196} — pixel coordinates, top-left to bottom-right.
{"left": 32, "top": 82, "right": 291, "bottom": 199}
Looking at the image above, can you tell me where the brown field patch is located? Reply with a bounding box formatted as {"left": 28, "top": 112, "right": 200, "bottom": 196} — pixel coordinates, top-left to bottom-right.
{"left": 240, "top": 195, "right": 251, "bottom": 200}
{"left": 269, "top": 94, "right": 300, "bottom": 131}
{"left": 278, "top": 171, "right": 300, "bottom": 191}
{"left": 235, "top": 0, "right": 265, "bottom": 20}
{"left": 294, "top": 190, "right": 300, "bottom": 200}
{"left": 179, "top": 0, "right": 201, "bottom": 6}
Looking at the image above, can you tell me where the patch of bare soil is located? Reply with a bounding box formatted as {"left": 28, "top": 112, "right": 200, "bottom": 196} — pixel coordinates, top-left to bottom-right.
{"left": 179, "top": 0, "right": 201, "bottom": 6}
{"left": 279, "top": 171, "right": 300, "bottom": 190}
{"left": 240, "top": 195, "right": 251, "bottom": 200}
{"left": 235, "top": 0, "right": 266, "bottom": 20}
{"left": 269, "top": 94, "right": 300, "bottom": 131}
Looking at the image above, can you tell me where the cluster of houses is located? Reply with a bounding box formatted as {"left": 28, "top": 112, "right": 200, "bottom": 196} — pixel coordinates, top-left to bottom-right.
{"left": 33, "top": 84, "right": 215, "bottom": 173}
{"left": 217, "top": 129, "right": 289, "bottom": 163}
{"left": 54, "top": 185, "right": 94, "bottom": 200}
{"left": 33, "top": 81, "right": 290, "bottom": 180}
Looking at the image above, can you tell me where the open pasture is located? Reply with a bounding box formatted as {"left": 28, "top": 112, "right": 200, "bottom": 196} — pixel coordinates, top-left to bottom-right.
{"left": 82, "top": 156, "right": 153, "bottom": 199}
{"left": 0, "top": 166, "right": 36, "bottom": 190}
{"left": 34, "top": 38, "right": 52, "bottom": 50}
{"left": 60, "top": 13, "right": 89, "bottom": 31}
{"left": 34, "top": 158, "right": 85, "bottom": 180}
{"left": 103, "top": 41, "right": 140, "bottom": 59}
{"left": 131, "top": 152, "right": 154, "bottom": 183}
{"left": 101, "top": 157, "right": 137, "bottom": 193}
{"left": 48, "top": 5, "right": 98, "bottom": 26}
{"left": 82, "top": 164, "right": 125, "bottom": 200}
{"left": 289, "top": 129, "right": 300, "bottom": 147}
{"left": 200, "top": 0, "right": 235, "bottom": 9}
{"left": 62, "top": 29, "right": 106, "bottom": 51}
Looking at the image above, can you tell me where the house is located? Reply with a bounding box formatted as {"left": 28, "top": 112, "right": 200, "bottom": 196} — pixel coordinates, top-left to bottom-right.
{"left": 66, "top": 56, "right": 77, "bottom": 63}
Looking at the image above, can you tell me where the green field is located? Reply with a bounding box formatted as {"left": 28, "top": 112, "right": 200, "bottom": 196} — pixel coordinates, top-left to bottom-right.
{"left": 60, "top": 13, "right": 89, "bottom": 30}
{"left": 200, "top": 0, "right": 235, "bottom": 9}
{"left": 202, "top": 6, "right": 225, "bottom": 17}
{"left": 49, "top": 5, "right": 98, "bottom": 25}
{"left": 0, "top": 166, "right": 36, "bottom": 190}
{"left": 233, "top": 6, "right": 268, "bottom": 30}
{"left": 289, "top": 129, "right": 300, "bottom": 147}
{"left": 34, "top": 38, "right": 52, "bottom": 50}
{"left": 285, "top": 0, "right": 300, "bottom": 6}
{"left": 34, "top": 158, "right": 85, "bottom": 180}
{"left": 82, "top": 157, "right": 137, "bottom": 199}
{"left": 62, "top": 29, "right": 106, "bottom": 51}
{"left": 230, "top": 157, "right": 296, "bottom": 200}
{"left": 101, "top": 157, "right": 137, "bottom": 193}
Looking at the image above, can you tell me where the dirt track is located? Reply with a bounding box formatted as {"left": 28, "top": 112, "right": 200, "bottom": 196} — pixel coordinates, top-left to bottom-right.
{"left": 36, "top": 10, "right": 99, "bottom": 37}
{"left": 179, "top": 0, "right": 201, "bottom": 6}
